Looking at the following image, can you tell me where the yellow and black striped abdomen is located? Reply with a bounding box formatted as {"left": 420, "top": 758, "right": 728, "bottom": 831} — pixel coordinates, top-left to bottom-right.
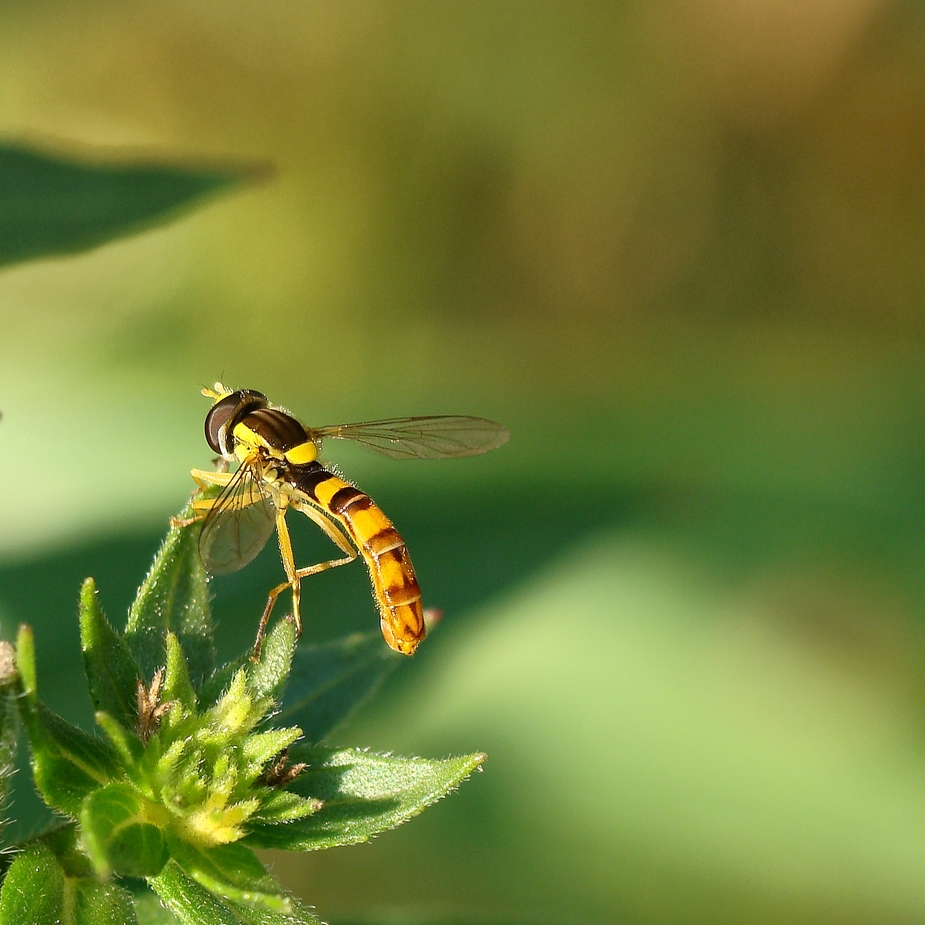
{"left": 293, "top": 464, "right": 425, "bottom": 655}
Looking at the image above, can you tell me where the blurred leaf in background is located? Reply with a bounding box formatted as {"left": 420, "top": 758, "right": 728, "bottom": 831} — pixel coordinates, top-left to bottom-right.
{"left": 0, "top": 141, "right": 244, "bottom": 267}
{"left": 3, "top": 0, "right": 925, "bottom": 922}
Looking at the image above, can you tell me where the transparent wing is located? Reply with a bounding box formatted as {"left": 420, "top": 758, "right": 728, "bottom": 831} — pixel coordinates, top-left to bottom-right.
{"left": 199, "top": 463, "right": 278, "bottom": 575}
{"left": 311, "top": 415, "right": 510, "bottom": 460}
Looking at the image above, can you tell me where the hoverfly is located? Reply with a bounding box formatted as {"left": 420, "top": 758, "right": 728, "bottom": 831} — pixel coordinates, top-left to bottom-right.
{"left": 186, "top": 384, "right": 509, "bottom": 656}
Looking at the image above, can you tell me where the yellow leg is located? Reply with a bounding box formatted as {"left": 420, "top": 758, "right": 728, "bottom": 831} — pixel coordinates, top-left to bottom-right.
{"left": 251, "top": 509, "right": 299, "bottom": 657}
{"left": 170, "top": 469, "right": 238, "bottom": 527}
{"left": 190, "top": 467, "right": 235, "bottom": 489}
{"left": 251, "top": 504, "right": 358, "bottom": 659}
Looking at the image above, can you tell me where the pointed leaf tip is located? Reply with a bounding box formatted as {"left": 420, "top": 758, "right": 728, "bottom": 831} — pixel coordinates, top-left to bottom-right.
{"left": 80, "top": 576, "right": 143, "bottom": 727}
{"left": 125, "top": 513, "right": 214, "bottom": 687}
{"left": 15, "top": 624, "right": 36, "bottom": 697}
{"left": 0, "top": 142, "right": 248, "bottom": 269}
{"left": 243, "top": 748, "right": 486, "bottom": 851}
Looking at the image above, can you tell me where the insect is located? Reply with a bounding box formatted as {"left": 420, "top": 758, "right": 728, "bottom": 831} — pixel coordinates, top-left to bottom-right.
{"left": 186, "top": 384, "right": 509, "bottom": 656}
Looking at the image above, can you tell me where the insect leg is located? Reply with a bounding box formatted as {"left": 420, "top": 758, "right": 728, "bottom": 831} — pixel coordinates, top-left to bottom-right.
{"left": 252, "top": 509, "right": 299, "bottom": 659}
{"left": 190, "top": 467, "right": 235, "bottom": 490}
{"left": 294, "top": 501, "right": 358, "bottom": 562}
{"left": 171, "top": 469, "right": 237, "bottom": 527}
{"left": 251, "top": 503, "right": 358, "bottom": 659}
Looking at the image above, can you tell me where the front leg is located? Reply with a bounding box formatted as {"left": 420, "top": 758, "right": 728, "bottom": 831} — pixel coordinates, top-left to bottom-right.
{"left": 170, "top": 468, "right": 236, "bottom": 527}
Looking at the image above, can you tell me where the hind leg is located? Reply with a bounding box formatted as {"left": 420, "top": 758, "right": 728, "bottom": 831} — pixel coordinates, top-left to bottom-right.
{"left": 251, "top": 506, "right": 358, "bottom": 658}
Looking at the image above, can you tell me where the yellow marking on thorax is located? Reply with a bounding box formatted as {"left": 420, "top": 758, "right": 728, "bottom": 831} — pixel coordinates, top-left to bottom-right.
{"left": 234, "top": 443, "right": 254, "bottom": 465}
{"left": 284, "top": 441, "right": 318, "bottom": 465}
{"left": 232, "top": 422, "right": 269, "bottom": 451}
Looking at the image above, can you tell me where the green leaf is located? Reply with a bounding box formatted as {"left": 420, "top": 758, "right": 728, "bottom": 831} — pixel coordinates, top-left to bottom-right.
{"left": 246, "top": 789, "right": 321, "bottom": 826}
{"left": 80, "top": 578, "right": 143, "bottom": 728}
{"left": 246, "top": 618, "right": 297, "bottom": 705}
{"left": 277, "top": 630, "right": 403, "bottom": 743}
{"left": 40, "top": 821, "right": 95, "bottom": 877}
{"left": 82, "top": 782, "right": 169, "bottom": 879}
{"left": 0, "top": 841, "right": 138, "bottom": 925}
{"left": 133, "top": 884, "right": 184, "bottom": 924}
{"left": 0, "top": 843, "right": 62, "bottom": 925}
{"left": 125, "top": 515, "right": 214, "bottom": 688}
{"left": 17, "top": 626, "right": 122, "bottom": 816}
{"left": 163, "top": 633, "right": 197, "bottom": 710}
{"left": 164, "top": 839, "right": 289, "bottom": 912}
{"left": 149, "top": 859, "right": 319, "bottom": 925}
{"left": 23, "top": 701, "right": 122, "bottom": 816}
{"left": 0, "top": 142, "right": 244, "bottom": 268}
{"left": 199, "top": 619, "right": 297, "bottom": 710}
{"left": 96, "top": 710, "right": 144, "bottom": 766}
{"left": 240, "top": 728, "right": 303, "bottom": 780}
{"left": 242, "top": 748, "right": 485, "bottom": 851}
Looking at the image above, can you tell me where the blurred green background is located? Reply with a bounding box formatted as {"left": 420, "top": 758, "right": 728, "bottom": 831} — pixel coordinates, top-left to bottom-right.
{"left": 4, "top": 1, "right": 925, "bottom": 922}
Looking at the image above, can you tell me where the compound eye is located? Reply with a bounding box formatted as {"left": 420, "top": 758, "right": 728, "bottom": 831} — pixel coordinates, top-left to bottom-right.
{"left": 204, "top": 389, "right": 268, "bottom": 455}
{"left": 204, "top": 393, "right": 241, "bottom": 454}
